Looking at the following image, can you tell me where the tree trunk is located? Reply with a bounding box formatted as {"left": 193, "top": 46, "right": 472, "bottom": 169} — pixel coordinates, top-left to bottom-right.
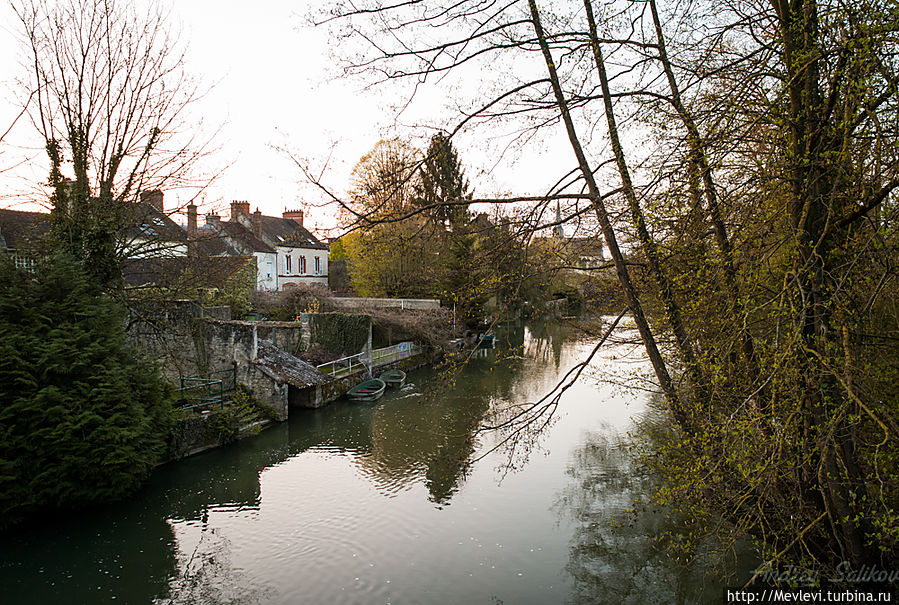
{"left": 583, "top": 0, "right": 706, "bottom": 405}
{"left": 526, "top": 0, "right": 692, "bottom": 432}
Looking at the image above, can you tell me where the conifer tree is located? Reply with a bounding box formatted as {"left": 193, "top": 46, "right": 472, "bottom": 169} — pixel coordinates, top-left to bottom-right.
{"left": 416, "top": 133, "right": 472, "bottom": 228}
{"left": 0, "top": 254, "right": 170, "bottom": 528}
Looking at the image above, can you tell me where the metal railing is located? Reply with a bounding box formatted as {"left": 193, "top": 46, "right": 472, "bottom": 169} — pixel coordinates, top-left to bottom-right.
{"left": 176, "top": 368, "right": 236, "bottom": 411}
{"left": 371, "top": 341, "right": 420, "bottom": 366}
{"left": 316, "top": 351, "right": 368, "bottom": 377}
{"left": 316, "top": 342, "right": 422, "bottom": 377}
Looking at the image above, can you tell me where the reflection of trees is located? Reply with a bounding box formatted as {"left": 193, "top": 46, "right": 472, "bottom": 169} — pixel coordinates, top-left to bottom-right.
{"left": 344, "top": 322, "right": 539, "bottom": 503}
{"left": 557, "top": 428, "right": 756, "bottom": 604}
{"left": 0, "top": 496, "right": 177, "bottom": 603}
{"left": 522, "top": 320, "right": 567, "bottom": 369}
{"left": 158, "top": 521, "right": 272, "bottom": 605}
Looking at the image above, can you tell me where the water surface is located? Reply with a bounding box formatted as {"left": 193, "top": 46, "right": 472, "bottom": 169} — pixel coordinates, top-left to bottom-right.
{"left": 0, "top": 320, "right": 756, "bottom": 603}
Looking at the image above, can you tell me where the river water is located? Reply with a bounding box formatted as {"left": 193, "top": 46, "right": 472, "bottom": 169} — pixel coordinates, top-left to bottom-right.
{"left": 0, "top": 319, "right": 756, "bottom": 604}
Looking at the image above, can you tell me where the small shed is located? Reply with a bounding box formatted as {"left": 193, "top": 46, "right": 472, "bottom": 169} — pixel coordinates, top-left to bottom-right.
{"left": 253, "top": 339, "right": 331, "bottom": 408}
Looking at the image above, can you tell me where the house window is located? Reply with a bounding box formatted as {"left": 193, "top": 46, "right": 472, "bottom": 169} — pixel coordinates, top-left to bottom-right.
{"left": 13, "top": 253, "right": 35, "bottom": 272}
{"left": 266, "top": 261, "right": 273, "bottom": 280}
{"left": 285, "top": 254, "right": 292, "bottom": 274}
{"left": 300, "top": 256, "right": 306, "bottom": 274}
{"left": 314, "top": 256, "right": 321, "bottom": 275}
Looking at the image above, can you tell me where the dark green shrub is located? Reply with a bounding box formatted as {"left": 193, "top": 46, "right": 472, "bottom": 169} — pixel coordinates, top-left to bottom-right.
{"left": 0, "top": 254, "right": 171, "bottom": 528}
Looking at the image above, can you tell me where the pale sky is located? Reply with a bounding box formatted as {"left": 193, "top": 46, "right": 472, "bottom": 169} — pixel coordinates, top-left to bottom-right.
{"left": 0, "top": 0, "right": 577, "bottom": 237}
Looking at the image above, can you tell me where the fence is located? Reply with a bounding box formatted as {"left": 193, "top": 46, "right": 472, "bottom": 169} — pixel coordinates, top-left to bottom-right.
{"left": 316, "top": 351, "right": 368, "bottom": 377}
{"left": 371, "top": 341, "right": 421, "bottom": 366}
{"left": 176, "top": 368, "right": 236, "bottom": 411}
{"left": 316, "top": 342, "right": 422, "bottom": 377}
{"left": 328, "top": 297, "right": 440, "bottom": 311}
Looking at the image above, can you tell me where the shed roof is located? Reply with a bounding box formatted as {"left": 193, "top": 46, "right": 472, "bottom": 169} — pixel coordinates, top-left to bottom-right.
{"left": 254, "top": 339, "right": 331, "bottom": 387}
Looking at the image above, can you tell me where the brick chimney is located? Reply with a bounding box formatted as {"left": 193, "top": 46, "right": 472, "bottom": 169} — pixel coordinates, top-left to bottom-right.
{"left": 187, "top": 203, "right": 198, "bottom": 257}
{"left": 205, "top": 213, "right": 221, "bottom": 228}
{"left": 230, "top": 200, "right": 250, "bottom": 220}
{"left": 253, "top": 208, "right": 263, "bottom": 239}
{"left": 140, "top": 190, "right": 164, "bottom": 212}
{"left": 283, "top": 208, "right": 304, "bottom": 227}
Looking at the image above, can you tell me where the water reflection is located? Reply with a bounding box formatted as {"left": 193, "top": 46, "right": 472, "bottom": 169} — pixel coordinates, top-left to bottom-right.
{"left": 0, "top": 495, "right": 178, "bottom": 603}
{"left": 0, "top": 320, "right": 749, "bottom": 604}
{"left": 158, "top": 521, "right": 272, "bottom": 605}
{"left": 557, "top": 408, "right": 758, "bottom": 604}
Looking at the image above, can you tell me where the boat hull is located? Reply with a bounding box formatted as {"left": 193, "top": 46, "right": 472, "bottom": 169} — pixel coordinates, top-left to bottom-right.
{"left": 346, "top": 379, "right": 386, "bottom": 402}
{"left": 380, "top": 370, "right": 406, "bottom": 388}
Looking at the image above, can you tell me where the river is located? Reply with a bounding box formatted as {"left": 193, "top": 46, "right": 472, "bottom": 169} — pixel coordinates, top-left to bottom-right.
{"left": 0, "top": 319, "right": 757, "bottom": 603}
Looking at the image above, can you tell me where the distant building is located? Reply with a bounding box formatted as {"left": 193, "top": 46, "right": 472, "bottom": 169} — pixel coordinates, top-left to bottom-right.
{"left": 1, "top": 192, "right": 328, "bottom": 293}
{"left": 213, "top": 201, "right": 328, "bottom": 291}
{"left": 0, "top": 208, "right": 50, "bottom": 271}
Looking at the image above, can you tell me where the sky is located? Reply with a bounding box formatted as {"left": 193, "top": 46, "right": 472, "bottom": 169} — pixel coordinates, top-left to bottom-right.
{"left": 0, "top": 0, "right": 577, "bottom": 237}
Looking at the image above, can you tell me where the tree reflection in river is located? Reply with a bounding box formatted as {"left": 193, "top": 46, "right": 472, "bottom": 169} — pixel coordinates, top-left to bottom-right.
{"left": 557, "top": 409, "right": 758, "bottom": 604}
{"left": 157, "top": 518, "right": 273, "bottom": 605}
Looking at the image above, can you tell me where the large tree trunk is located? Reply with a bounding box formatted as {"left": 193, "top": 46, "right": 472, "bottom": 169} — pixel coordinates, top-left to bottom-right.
{"left": 647, "top": 0, "right": 764, "bottom": 399}
{"left": 774, "top": 0, "right": 868, "bottom": 565}
{"left": 526, "top": 0, "right": 692, "bottom": 432}
{"left": 582, "top": 0, "right": 706, "bottom": 406}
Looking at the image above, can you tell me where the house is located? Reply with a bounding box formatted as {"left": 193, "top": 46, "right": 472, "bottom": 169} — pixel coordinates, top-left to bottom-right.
{"left": 125, "top": 190, "right": 191, "bottom": 258}
{"left": 565, "top": 237, "right": 606, "bottom": 272}
{"left": 0, "top": 208, "right": 51, "bottom": 270}
{"left": 213, "top": 201, "right": 329, "bottom": 291}
{"left": 2, "top": 193, "right": 329, "bottom": 294}
{"left": 202, "top": 211, "right": 278, "bottom": 291}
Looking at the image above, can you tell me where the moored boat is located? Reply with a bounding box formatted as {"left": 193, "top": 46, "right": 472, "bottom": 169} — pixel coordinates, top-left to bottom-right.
{"left": 380, "top": 369, "right": 406, "bottom": 388}
{"left": 476, "top": 333, "right": 496, "bottom": 349}
{"left": 346, "top": 378, "right": 386, "bottom": 402}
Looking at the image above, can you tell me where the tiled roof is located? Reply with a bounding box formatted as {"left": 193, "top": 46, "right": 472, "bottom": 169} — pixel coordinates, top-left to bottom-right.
{"left": 195, "top": 225, "right": 242, "bottom": 256}
{"left": 0, "top": 209, "right": 51, "bottom": 251}
{"left": 218, "top": 220, "right": 276, "bottom": 254}
{"left": 260, "top": 216, "right": 328, "bottom": 250}
{"left": 254, "top": 339, "right": 331, "bottom": 387}
{"left": 122, "top": 255, "right": 254, "bottom": 289}
{"left": 126, "top": 203, "right": 189, "bottom": 244}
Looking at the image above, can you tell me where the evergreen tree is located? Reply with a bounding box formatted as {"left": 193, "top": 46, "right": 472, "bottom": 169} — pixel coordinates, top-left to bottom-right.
{"left": 0, "top": 254, "right": 171, "bottom": 528}
{"left": 416, "top": 133, "right": 472, "bottom": 228}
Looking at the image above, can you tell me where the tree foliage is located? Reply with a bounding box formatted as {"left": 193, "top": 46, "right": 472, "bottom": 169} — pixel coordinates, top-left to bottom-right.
{"left": 0, "top": 254, "right": 171, "bottom": 528}
{"left": 347, "top": 138, "right": 422, "bottom": 221}
{"left": 319, "top": 0, "right": 899, "bottom": 572}
{"left": 416, "top": 132, "right": 472, "bottom": 228}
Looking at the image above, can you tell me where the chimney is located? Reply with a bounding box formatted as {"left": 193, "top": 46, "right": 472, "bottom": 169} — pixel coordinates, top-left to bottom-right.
{"left": 253, "top": 209, "right": 262, "bottom": 239}
{"left": 230, "top": 200, "right": 250, "bottom": 220}
{"left": 140, "top": 190, "right": 164, "bottom": 212}
{"left": 205, "top": 213, "right": 221, "bottom": 228}
{"left": 187, "top": 203, "right": 198, "bottom": 257}
{"left": 283, "top": 208, "right": 304, "bottom": 227}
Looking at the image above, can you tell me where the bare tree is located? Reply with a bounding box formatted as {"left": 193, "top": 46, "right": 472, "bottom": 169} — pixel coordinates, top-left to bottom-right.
{"left": 12, "top": 0, "right": 210, "bottom": 285}
{"left": 311, "top": 0, "right": 899, "bottom": 571}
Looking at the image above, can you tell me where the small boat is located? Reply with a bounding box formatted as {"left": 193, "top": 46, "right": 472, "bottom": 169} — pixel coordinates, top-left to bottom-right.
{"left": 380, "top": 369, "right": 406, "bottom": 388}
{"left": 346, "top": 378, "right": 386, "bottom": 402}
{"left": 476, "top": 334, "right": 496, "bottom": 349}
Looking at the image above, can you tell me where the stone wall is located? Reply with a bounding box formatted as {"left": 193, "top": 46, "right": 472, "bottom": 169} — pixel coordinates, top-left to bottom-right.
{"left": 165, "top": 410, "right": 277, "bottom": 460}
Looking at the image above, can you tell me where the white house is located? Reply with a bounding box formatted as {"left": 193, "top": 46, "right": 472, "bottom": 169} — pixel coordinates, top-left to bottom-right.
{"left": 227, "top": 202, "right": 328, "bottom": 290}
